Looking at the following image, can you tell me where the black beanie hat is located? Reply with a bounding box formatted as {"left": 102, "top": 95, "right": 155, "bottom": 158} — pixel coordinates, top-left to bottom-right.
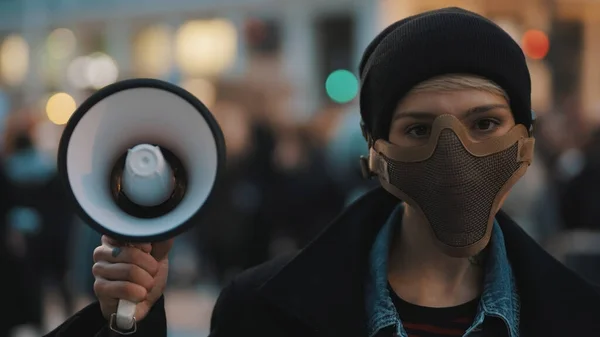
{"left": 359, "top": 7, "right": 532, "bottom": 144}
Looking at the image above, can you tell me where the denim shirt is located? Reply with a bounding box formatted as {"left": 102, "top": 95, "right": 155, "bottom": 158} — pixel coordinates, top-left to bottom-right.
{"left": 365, "top": 204, "right": 520, "bottom": 337}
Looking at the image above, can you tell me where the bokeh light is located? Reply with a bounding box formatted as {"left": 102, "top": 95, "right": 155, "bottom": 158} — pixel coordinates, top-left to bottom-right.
{"left": 67, "top": 56, "right": 93, "bottom": 88}
{"left": 46, "top": 92, "right": 76, "bottom": 125}
{"left": 47, "top": 28, "right": 77, "bottom": 60}
{"left": 175, "top": 19, "right": 238, "bottom": 77}
{"left": 67, "top": 52, "right": 119, "bottom": 89}
{"left": 0, "top": 34, "right": 29, "bottom": 86}
{"left": 325, "top": 69, "right": 359, "bottom": 103}
{"left": 522, "top": 29, "right": 550, "bottom": 60}
{"left": 134, "top": 24, "right": 173, "bottom": 77}
{"left": 86, "top": 52, "right": 119, "bottom": 89}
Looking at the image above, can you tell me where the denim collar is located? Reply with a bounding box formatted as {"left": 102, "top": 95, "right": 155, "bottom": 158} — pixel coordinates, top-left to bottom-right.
{"left": 365, "top": 203, "right": 520, "bottom": 337}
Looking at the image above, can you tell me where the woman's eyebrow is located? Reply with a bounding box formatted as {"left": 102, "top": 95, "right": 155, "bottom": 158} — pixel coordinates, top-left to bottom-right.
{"left": 392, "top": 111, "right": 438, "bottom": 121}
{"left": 464, "top": 104, "right": 510, "bottom": 118}
{"left": 393, "top": 104, "right": 509, "bottom": 121}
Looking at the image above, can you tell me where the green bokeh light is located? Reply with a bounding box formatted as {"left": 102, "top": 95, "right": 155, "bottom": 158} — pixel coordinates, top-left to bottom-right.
{"left": 325, "top": 69, "right": 358, "bottom": 103}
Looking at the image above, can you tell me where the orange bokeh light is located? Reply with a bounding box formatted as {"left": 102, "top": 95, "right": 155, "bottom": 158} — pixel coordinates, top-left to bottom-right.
{"left": 521, "top": 29, "right": 550, "bottom": 60}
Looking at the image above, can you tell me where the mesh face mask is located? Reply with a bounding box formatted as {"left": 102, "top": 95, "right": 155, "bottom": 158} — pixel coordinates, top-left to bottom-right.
{"left": 366, "top": 115, "right": 535, "bottom": 257}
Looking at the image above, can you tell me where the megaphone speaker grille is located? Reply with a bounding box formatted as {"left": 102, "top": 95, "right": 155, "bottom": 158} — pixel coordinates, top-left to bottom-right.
{"left": 58, "top": 79, "right": 226, "bottom": 242}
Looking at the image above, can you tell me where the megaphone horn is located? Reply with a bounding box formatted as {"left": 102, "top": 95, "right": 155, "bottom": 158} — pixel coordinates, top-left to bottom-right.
{"left": 57, "top": 78, "right": 226, "bottom": 332}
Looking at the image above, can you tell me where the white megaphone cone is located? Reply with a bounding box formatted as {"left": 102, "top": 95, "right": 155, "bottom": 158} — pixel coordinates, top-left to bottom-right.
{"left": 57, "top": 78, "right": 226, "bottom": 334}
{"left": 117, "top": 144, "right": 175, "bottom": 330}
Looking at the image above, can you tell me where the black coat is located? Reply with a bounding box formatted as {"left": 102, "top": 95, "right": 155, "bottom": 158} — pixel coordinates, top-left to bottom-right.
{"left": 46, "top": 187, "right": 600, "bottom": 337}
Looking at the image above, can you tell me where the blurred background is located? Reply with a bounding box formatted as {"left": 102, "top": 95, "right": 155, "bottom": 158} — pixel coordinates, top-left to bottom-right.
{"left": 1, "top": 0, "right": 600, "bottom": 336}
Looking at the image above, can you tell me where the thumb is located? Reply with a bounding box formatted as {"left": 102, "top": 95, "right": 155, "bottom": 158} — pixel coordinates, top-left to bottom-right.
{"left": 151, "top": 239, "right": 174, "bottom": 261}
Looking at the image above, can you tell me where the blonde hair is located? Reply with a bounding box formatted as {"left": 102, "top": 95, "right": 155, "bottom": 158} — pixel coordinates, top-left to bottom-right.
{"left": 410, "top": 74, "right": 509, "bottom": 101}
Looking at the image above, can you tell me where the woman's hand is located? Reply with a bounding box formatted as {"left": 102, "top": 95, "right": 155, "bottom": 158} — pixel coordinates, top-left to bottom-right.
{"left": 92, "top": 235, "right": 174, "bottom": 322}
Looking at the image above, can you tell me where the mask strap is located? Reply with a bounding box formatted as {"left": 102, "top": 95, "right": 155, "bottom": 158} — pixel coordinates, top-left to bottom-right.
{"left": 360, "top": 120, "right": 374, "bottom": 148}
{"left": 360, "top": 119, "right": 377, "bottom": 179}
{"left": 360, "top": 147, "right": 388, "bottom": 181}
{"left": 529, "top": 109, "right": 536, "bottom": 136}
{"left": 517, "top": 137, "right": 535, "bottom": 165}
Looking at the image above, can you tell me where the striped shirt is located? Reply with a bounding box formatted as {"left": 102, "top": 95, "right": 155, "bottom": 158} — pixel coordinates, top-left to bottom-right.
{"left": 389, "top": 283, "right": 479, "bottom": 337}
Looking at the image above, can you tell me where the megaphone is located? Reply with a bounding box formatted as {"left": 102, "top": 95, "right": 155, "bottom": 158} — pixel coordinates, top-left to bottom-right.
{"left": 57, "top": 78, "right": 226, "bottom": 333}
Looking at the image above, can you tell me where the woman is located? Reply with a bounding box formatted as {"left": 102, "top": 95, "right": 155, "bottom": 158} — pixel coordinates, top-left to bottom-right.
{"left": 47, "top": 7, "right": 600, "bottom": 337}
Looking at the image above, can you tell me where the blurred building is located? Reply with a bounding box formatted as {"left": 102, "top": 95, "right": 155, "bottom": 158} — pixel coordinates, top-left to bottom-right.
{"left": 0, "top": 0, "right": 597, "bottom": 148}
{"left": 0, "top": 0, "right": 377, "bottom": 150}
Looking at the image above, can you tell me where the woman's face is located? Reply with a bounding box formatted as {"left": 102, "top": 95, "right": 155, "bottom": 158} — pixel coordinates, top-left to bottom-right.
{"left": 389, "top": 88, "right": 517, "bottom": 210}
{"left": 389, "top": 89, "right": 515, "bottom": 147}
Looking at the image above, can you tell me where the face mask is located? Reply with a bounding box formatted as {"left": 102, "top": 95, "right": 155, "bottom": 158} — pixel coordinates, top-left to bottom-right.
{"left": 364, "top": 114, "right": 535, "bottom": 257}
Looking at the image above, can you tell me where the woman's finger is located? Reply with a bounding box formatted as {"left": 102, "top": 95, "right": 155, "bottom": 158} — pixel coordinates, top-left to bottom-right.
{"left": 93, "top": 278, "right": 148, "bottom": 303}
{"left": 101, "top": 236, "right": 152, "bottom": 254}
{"left": 92, "top": 262, "right": 155, "bottom": 292}
{"left": 93, "top": 245, "right": 159, "bottom": 276}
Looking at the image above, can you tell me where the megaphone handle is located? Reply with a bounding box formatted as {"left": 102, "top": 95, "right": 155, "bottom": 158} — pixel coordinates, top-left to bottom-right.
{"left": 116, "top": 299, "right": 137, "bottom": 330}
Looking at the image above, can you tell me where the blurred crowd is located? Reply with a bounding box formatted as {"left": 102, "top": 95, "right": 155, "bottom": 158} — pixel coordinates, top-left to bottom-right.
{"left": 2, "top": 76, "right": 600, "bottom": 335}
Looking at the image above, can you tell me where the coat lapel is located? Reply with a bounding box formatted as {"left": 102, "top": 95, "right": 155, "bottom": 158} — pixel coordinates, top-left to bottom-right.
{"left": 259, "top": 187, "right": 399, "bottom": 337}
{"left": 497, "top": 210, "right": 600, "bottom": 336}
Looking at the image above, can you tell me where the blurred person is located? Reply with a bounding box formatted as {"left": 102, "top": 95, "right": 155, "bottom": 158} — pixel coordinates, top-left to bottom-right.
{"left": 500, "top": 151, "right": 563, "bottom": 243}
{"left": 193, "top": 100, "right": 275, "bottom": 285}
{"left": 71, "top": 216, "right": 101, "bottom": 299}
{"left": 304, "top": 103, "right": 345, "bottom": 147}
{"left": 542, "top": 100, "right": 600, "bottom": 230}
{"left": 4, "top": 121, "right": 75, "bottom": 332}
{"left": 550, "top": 106, "right": 600, "bottom": 283}
{"left": 559, "top": 119, "right": 600, "bottom": 231}
{"left": 48, "top": 7, "right": 600, "bottom": 337}
{"left": 533, "top": 99, "right": 589, "bottom": 185}
{"left": 0, "top": 126, "right": 29, "bottom": 337}
{"left": 1, "top": 110, "right": 47, "bottom": 335}
{"left": 258, "top": 123, "right": 345, "bottom": 254}
{"left": 325, "top": 103, "right": 379, "bottom": 204}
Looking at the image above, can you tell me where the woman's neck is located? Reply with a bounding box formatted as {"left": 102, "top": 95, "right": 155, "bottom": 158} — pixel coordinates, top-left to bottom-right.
{"left": 387, "top": 204, "right": 484, "bottom": 308}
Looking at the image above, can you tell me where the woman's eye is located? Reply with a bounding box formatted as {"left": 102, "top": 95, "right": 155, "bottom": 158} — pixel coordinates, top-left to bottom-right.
{"left": 474, "top": 118, "right": 499, "bottom": 131}
{"left": 406, "top": 125, "right": 430, "bottom": 138}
